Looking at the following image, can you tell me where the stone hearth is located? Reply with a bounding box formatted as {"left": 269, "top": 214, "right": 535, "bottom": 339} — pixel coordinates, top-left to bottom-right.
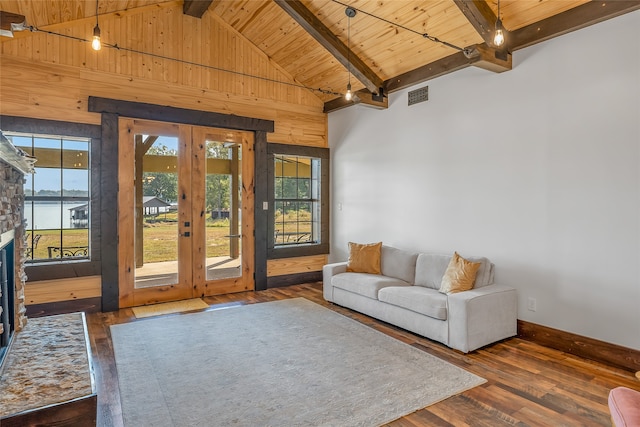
{"left": 0, "top": 312, "right": 95, "bottom": 423}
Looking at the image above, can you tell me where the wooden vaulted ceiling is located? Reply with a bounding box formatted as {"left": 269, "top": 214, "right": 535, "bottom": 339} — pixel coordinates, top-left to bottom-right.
{"left": 1, "top": 0, "right": 639, "bottom": 113}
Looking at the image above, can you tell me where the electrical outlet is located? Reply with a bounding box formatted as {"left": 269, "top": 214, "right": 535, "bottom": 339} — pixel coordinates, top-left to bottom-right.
{"left": 527, "top": 297, "right": 537, "bottom": 312}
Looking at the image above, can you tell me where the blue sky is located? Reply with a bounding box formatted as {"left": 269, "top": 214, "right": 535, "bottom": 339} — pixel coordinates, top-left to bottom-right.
{"left": 29, "top": 168, "right": 88, "bottom": 193}
{"left": 9, "top": 134, "right": 178, "bottom": 192}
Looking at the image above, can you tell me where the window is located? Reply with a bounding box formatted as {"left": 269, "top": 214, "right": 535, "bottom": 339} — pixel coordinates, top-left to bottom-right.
{"left": 274, "top": 154, "right": 320, "bottom": 246}
{"left": 6, "top": 132, "right": 91, "bottom": 263}
{"left": 268, "top": 144, "right": 329, "bottom": 258}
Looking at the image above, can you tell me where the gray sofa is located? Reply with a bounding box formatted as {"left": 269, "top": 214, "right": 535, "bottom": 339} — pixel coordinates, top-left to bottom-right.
{"left": 323, "top": 246, "right": 517, "bottom": 353}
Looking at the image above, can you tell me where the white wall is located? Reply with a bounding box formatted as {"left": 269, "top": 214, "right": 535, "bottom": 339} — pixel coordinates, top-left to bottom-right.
{"left": 328, "top": 11, "right": 640, "bottom": 350}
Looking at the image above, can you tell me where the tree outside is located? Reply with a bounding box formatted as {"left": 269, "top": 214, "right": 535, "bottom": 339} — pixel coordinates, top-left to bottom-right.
{"left": 137, "top": 142, "right": 237, "bottom": 262}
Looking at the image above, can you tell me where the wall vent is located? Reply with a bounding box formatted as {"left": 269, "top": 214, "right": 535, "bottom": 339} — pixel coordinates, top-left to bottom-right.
{"left": 408, "top": 85, "right": 429, "bottom": 106}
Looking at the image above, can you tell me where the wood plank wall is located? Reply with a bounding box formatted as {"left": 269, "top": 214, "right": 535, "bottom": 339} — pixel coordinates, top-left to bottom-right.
{"left": 267, "top": 255, "right": 327, "bottom": 277}
{"left": 0, "top": 3, "right": 328, "bottom": 304}
{"left": 0, "top": 2, "right": 326, "bottom": 147}
{"left": 24, "top": 276, "right": 102, "bottom": 305}
{"left": 0, "top": 56, "right": 326, "bottom": 147}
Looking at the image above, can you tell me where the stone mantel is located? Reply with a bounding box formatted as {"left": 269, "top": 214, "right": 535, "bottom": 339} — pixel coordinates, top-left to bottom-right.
{"left": 0, "top": 132, "right": 35, "bottom": 175}
{"left": 0, "top": 229, "right": 15, "bottom": 249}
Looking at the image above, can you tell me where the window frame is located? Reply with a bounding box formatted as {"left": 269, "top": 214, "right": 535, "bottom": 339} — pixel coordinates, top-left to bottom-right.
{"left": 11, "top": 132, "right": 92, "bottom": 264}
{"left": 267, "top": 143, "right": 329, "bottom": 259}
{"left": 0, "top": 116, "right": 101, "bottom": 281}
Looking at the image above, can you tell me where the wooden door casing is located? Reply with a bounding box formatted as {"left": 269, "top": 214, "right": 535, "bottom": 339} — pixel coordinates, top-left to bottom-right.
{"left": 118, "top": 119, "right": 255, "bottom": 308}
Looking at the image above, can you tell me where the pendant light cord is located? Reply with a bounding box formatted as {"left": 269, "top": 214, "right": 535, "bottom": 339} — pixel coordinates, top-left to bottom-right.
{"left": 347, "top": 12, "right": 351, "bottom": 87}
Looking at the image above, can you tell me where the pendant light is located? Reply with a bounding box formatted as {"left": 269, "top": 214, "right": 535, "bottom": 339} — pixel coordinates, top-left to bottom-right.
{"left": 344, "top": 6, "right": 356, "bottom": 101}
{"left": 494, "top": 0, "right": 504, "bottom": 47}
{"left": 92, "top": 0, "right": 101, "bottom": 51}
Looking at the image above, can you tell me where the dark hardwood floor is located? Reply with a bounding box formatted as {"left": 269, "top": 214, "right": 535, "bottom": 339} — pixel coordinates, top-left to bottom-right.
{"left": 86, "top": 282, "right": 639, "bottom": 426}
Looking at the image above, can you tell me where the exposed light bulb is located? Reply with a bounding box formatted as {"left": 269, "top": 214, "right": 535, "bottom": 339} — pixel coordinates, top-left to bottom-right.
{"left": 92, "top": 24, "right": 101, "bottom": 51}
{"left": 494, "top": 25, "right": 504, "bottom": 47}
{"left": 345, "top": 83, "right": 352, "bottom": 101}
{"left": 494, "top": 0, "right": 505, "bottom": 49}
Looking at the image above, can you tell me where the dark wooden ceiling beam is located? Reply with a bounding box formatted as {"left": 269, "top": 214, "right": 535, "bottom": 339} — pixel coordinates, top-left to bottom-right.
{"left": 509, "top": 0, "right": 640, "bottom": 51}
{"left": 472, "top": 43, "right": 512, "bottom": 73}
{"left": 383, "top": 43, "right": 510, "bottom": 93}
{"left": 383, "top": 50, "right": 473, "bottom": 94}
{"left": 0, "top": 11, "right": 26, "bottom": 38}
{"left": 183, "top": 0, "right": 213, "bottom": 18}
{"left": 274, "top": 0, "right": 383, "bottom": 94}
{"left": 453, "top": 0, "right": 505, "bottom": 47}
{"left": 323, "top": 89, "right": 388, "bottom": 113}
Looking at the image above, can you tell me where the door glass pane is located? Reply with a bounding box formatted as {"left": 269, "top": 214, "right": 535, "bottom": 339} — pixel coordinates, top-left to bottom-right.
{"left": 205, "top": 138, "right": 242, "bottom": 281}
{"left": 134, "top": 134, "right": 180, "bottom": 288}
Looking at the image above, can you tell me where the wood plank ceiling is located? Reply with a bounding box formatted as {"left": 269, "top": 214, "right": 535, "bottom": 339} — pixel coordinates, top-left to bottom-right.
{"left": 1, "top": 0, "right": 639, "bottom": 112}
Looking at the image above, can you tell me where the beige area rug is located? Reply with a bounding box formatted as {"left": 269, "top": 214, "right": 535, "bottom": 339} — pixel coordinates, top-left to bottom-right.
{"left": 131, "top": 298, "right": 209, "bottom": 319}
{"left": 112, "top": 298, "right": 485, "bottom": 426}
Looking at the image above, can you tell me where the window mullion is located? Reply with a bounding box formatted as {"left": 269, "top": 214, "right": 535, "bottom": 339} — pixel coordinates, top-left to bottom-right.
{"left": 6, "top": 131, "right": 92, "bottom": 263}
{"left": 59, "top": 137, "right": 64, "bottom": 251}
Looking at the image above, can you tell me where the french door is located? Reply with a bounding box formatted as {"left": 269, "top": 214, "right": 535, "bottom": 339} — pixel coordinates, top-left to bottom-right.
{"left": 118, "top": 119, "right": 254, "bottom": 308}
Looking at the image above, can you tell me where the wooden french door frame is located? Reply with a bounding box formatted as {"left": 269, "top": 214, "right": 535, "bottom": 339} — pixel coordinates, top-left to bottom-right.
{"left": 118, "top": 119, "right": 191, "bottom": 307}
{"left": 191, "top": 126, "right": 255, "bottom": 297}
{"left": 118, "top": 119, "right": 255, "bottom": 308}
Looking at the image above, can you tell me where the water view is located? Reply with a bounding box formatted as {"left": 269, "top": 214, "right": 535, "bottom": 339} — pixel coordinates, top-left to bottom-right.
{"left": 24, "top": 202, "right": 88, "bottom": 230}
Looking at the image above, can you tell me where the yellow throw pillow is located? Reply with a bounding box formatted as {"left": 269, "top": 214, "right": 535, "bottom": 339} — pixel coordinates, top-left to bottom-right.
{"left": 346, "top": 242, "right": 382, "bottom": 274}
{"left": 439, "top": 252, "right": 481, "bottom": 294}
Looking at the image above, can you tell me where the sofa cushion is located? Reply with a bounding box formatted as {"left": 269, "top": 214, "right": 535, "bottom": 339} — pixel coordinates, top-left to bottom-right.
{"left": 378, "top": 286, "right": 448, "bottom": 320}
{"left": 414, "top": 254, "right": 451, "bottom": 289}
{"left": 439, "top": 252, "right": 482, "bottom": 294}
{"left": 346, "top": 242, "right": 382, "bottom": 274}
{"left": 381, "top": 246, "right": 419, "bottom": 284}
{"left": 332, "top": 273, "right": 410, "bottom": 300}
{"left": 464, "top": 256, "right": 494, "bottom": 288}
{"left": 415, "top": 253, "right": 494, "bottom": 289}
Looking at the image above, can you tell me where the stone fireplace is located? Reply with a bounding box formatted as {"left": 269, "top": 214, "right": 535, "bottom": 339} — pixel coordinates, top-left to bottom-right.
{"left": 0, "top": 133, "right": 96, "bottom": 424}
{"left": 0, "top": 133, "right": 33, "bottom": 367}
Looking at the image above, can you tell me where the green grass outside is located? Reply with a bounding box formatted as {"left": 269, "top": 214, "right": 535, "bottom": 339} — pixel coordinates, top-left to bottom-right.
{"left": 142, "top": 221, "right": 235, "bottom": 262}
{"left": 28, "top": 229, "right": 88, "bottom": 260}
{"left": 28, "top": 218, "right": 234, "bottom": 263}
{"left": 274, "top": 210, "right": 313, "bottom": 244}
{"left": 29, "top": 211, "right": 312, "bottom": 262}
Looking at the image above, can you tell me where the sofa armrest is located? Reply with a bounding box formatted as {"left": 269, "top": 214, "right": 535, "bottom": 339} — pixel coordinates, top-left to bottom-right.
{"left": 447, "top": 284, "right": 517, "bottom": 353}
{"left": 322, "top": 262, "right": 347, "bottom": 302}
